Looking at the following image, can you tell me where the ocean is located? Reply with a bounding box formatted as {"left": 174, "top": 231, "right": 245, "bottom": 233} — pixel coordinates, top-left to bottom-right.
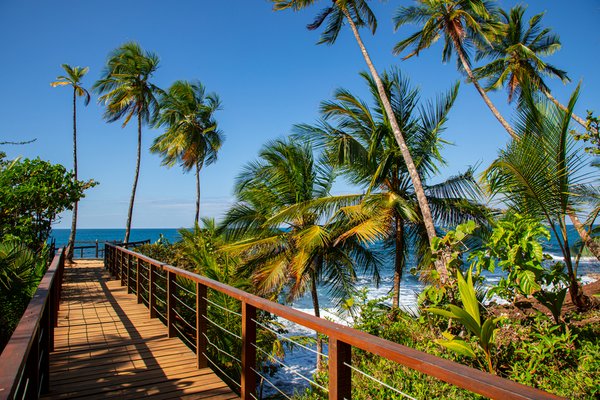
{"left": 50, "top": 227, "right": 600, "bottom": 397}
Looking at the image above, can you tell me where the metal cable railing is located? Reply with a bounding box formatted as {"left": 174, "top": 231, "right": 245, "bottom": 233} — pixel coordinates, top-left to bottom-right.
{"left": 103, "top": 243, "right": 564, "bottom": 400}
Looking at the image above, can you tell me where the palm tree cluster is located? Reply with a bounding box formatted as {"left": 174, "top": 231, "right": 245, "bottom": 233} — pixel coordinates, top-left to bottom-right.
{"left": 52, "top": 42, "right": 224, "bottom": 247}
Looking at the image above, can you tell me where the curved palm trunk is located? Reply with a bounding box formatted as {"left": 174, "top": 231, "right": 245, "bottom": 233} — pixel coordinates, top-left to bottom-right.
{"left": 67, "top": 89, "right": 78, "bottom": 261}
{"left": 341, "top": 8, "right": 448, "bottom": 283}
{"left": 568, "top": 211, "right": 600, "bottom": 261}
{"left": 124, "top": 113, "right": 142, "bottom": 244}
{"left": 195, "top": 162, "right": 201, "bottom": 226}
{"left": 392, "top": 214, "right": 405, "bottom": 308}
{"left": 450, "top": 36, "right": 518, "bottom": 140}
{"left": 310, "top": 270, "right": 323, "bottom": 371}
{"left": 542, "top": 88, "right": 595, "bottom": 133}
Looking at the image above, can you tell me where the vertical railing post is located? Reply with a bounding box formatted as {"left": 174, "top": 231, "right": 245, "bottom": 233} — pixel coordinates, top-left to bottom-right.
{"left": 241, "top": 302, "right": 257, "bottom": 400}
{"left": 40, "top": 303, "right": 50, "bottom": 394}
{"left": 127, "top": 253, "right": 133, "bottom": 294}
{"left": 26, "top": 327, "right": 40, "bottom": 399}
{"left": 136, "top": 257, "right": 142, "bottom": 304}
{"left": 120, "top": 250, "right": 125, "bottom": 286}
{"left": 167, "top": 270, "right": 176, "bottom": 337}
{"left": 196, "top": 282, "right": 208, "bottom": 368}
{"left": 328, "top": 337, "right": 352, "bottom": 400}
{"left": 149, "top": 263, "right": 157, "bottom": 318}
{"left": 95, "top": 240, "right": 99, "bottom": 258}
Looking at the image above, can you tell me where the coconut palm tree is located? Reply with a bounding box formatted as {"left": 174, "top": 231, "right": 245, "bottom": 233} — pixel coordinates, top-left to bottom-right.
{"left": 221, "top": 139, "right": 381, "bottom": 369}
{"left": 51, "top": 64, "right": 90, "bottom": 260}
{"left": 295, "top": 69, "right": 489, "bottom": 306}
{"left": 393, "top": 0, "right": 517, "bottom": 139}
{"left": 271, "top": 0, "right": 449, "bottom": 283}
{"left": 151, "top": 81, "right": 224, "bottom": 226}
{"left": 473, "top": 5, "right": 590, "bottom": 131}
{"left": 93, "top": 42, "right": 161, "bottom": 243}
{"left": 483, "top": 87, "right": 593, "bottom": 310}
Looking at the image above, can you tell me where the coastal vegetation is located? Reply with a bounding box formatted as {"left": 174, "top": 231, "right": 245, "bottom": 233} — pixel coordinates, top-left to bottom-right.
{"left": 1, "top": 0, "right": 599, "bottom": 398}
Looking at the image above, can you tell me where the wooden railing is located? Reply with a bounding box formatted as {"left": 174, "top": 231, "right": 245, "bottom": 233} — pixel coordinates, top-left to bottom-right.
{"left": 0, "top": 249, "right": 65, "bottom": 400}
{"left": 104, "top": 244, "right": 562, "bottom": 400}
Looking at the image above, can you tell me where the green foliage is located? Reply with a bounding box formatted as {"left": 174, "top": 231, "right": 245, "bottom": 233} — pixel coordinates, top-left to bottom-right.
{"left": 428, "top": 269, "right": 502, "bottom": 373}
{"left": 471, "top": 213, "right": 550, "bottom": 300}
{"left": 0, "top": 156, "right": 95, "bottom": 251}
{"left": 571, "top": 111, "right": 600, "bottom": 155}
{"left": 0, "top": 241, "right": 47, "bottom": 351}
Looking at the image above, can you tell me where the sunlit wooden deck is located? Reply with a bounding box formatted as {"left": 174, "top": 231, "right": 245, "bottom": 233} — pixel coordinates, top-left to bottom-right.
{"left": 41, "top": 260, "right": 237, "bottom": 400}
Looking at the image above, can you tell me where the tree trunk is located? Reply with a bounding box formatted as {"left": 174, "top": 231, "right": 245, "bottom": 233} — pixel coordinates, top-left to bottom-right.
{"left": 560, "top": 223, "right": 590, "bottom": 310}
{"left": 124, "top": 113, "right": 142, "bottom": 244}
{"left": 450, "top": 35, "right": 518, "bottom": 140}
{"left": 67, "top": 88, "right": 78, "bottom": 261}
{"left": 542, "top": 88, "right": 594, "bottom": 132}
{"left": 568, "top": 210, "right": 600, "bottom": 261}
{"left": 341, "top": 8, "right": 449, "bottom": 283}
{"left": 195, "top": 162, "right": 201, "bottom": 226}
{"left": 392, "top": 214, "right": 404, "bottom": 308}
{"left": 310, "top": 271, "right": 323, "bottom": 371}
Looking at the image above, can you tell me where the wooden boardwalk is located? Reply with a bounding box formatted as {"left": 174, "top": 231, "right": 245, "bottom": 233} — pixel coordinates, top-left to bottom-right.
{"left": 42, "top": 260, "right": 238, "bottom": 400}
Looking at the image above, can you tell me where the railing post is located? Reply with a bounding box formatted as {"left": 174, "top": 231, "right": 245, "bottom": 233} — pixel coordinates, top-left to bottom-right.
{"left": 328, "top": 338, "right": 352, "bottom": 400}
{"left": 149, "top": 263, "right": 157, "bottom": 318}
{"left": 241, "top": 302, "right": 257, "bottom": 400}
{"left": 40, "top": 303, "right": 50, "bottom": 394}
{"left": 95, "top": 240, "right": 99, "bottom": 258}
{"left": 120, "top": 250, "right": 125, "bottom": 286}
{"left": 196, "top": 283, "right": 208, "bottom": 369}
{"left": 136, "top": 258, "right": 142, "bottom": 304}
{"left": 127, "top": 253, "right": 133, "bottom": 294}
{"left": 26, "top": 327, "right": 40, "bottom": 399}
{"left": 167, "top": 270, "right": 176, "bottom": 337}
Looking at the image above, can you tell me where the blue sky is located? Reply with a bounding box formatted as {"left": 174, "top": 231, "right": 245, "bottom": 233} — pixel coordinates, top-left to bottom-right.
{"left": 1, "top": 1, "right": 599, "bottom": 229}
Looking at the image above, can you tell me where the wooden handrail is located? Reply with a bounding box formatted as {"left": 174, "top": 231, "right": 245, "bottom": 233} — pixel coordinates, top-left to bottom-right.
{"left": 0, "top": 248, "right": 65, "bottom": 400}
{"left": 104, "top": 243, "right": 563, "bottom": 400}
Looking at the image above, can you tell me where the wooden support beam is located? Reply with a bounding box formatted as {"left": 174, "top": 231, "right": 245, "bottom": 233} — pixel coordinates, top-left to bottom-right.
{"left": 196, "top": 283, "right": 208, "bottom": 369}
{"left": 329, "top": 337, "right": 352, "bottom": 400}
{"left": 241, "top": 302, "right": 257, "bottom": 400}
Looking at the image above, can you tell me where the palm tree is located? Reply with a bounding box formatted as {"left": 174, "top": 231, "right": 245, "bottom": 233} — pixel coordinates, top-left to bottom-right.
{"left": 393, "top": 0, "right": 517, "bottom": 139}
{"left": 473, "top": 5, "right": 591, "bottom": 131}
{"left": 93, "top": 42, "right": 161, "bottom": 243}
{"left": 221, "top": 139, "right": 380, "bottom": 369}
{"left": 271, "top": 0, "right": 449, "bottom": 283}
{"left": 296, "top": 70, "right": 488, "bottom": 306}
{"left": 151, "top": 81, "right": 224, "bottom": 226}
{"left": 483, "top": 87, "right": 593, "bottom": 310}
{"left": 51, "top": 64, "right": 90, "bottom": 260}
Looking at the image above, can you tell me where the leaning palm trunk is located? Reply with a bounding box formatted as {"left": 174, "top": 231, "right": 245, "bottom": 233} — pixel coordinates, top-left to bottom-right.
{"left": 341, "top": 8, "right": 448, "bottom": 283}
{"left": 449, "top": 35, "right": 518, "bottom": 140}
{"left": 310, "top": 271, "right": 323, "bottom": 371}
{"left": 124, "top": 113, "right": 142, "bottom": 244}
{"left": 67, "top": 89, "right": 78, "bottom": 261}
{"left": 568, "top": 211, "right": 600, "bottom": 261}
{"left": 195, "top": 161, "right": 201, "bottom": 226}
{"left": 542, "top": 88, "right": 595, "bottom": 132}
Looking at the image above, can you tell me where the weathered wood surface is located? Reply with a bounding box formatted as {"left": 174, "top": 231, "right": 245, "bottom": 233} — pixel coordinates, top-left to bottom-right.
{"left": 41, "top": 260, "right": 237, "bottom": 400}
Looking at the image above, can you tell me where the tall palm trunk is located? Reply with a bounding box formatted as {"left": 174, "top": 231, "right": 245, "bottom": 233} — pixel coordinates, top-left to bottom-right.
{"left": 392, "top": 214, "right": 405, "bottom": 308}
{"left": 67, "top": 89, "right": 78, "bottom": 261}
{"left": 195, "top": 161, "right": 201, "bottom": 226}
{"left": 124, "top": 113, "right": 142, "bottom": 244}
{"left": 449, "top": 35, "right": 518, "bottom": 140}
{"left": 341, "top": 8, "right": 448, "bottom": 283}
{"left": 310, "top": 270, "right": 323, "bottom": 371}
{"left": 542, "top": 88, "right": 593, "bottom": 132}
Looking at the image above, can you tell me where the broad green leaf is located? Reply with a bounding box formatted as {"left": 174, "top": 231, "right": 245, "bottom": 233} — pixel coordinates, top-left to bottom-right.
{"left": 436, "top": 338, "right": 477, "bottom": 358}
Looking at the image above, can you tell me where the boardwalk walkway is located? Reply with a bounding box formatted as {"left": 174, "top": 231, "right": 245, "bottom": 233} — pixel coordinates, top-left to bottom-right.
{"left": 41, "top": 260, "right": 238, "bottom": 400}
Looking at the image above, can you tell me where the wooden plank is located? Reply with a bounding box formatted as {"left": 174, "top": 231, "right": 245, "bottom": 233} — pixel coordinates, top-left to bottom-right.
{"left": 41, "top": 260, "right": 237, "bottom": 400}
